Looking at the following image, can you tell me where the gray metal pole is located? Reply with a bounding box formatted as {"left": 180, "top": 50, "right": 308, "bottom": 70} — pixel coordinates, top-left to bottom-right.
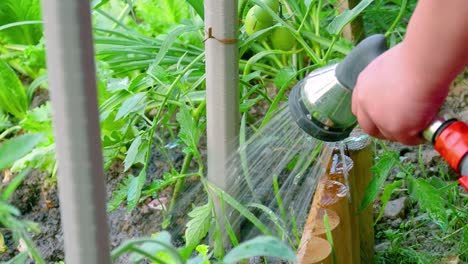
{"left": 205, "top": 0, "right": 239, "bottom": 237}
{"left": 41, "top": 1, "right": 111, "bottom": 263}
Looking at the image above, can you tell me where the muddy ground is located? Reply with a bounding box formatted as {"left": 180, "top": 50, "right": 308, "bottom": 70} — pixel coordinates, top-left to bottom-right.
{"left": 1, "top": 141, "right": 200, "bottom": 263}
{"left": 1, "top": 73, "right": 467, "bottom": 263}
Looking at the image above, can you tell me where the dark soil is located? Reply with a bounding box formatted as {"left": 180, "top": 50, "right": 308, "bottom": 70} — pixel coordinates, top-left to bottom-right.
{"left": 0, "top": 143, "right": 197, "bottom": 263}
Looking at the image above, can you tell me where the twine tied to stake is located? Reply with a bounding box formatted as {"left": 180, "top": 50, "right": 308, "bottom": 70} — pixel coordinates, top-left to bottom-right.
{"left": 203, "top": 27, "right": 238, "bottom": 44}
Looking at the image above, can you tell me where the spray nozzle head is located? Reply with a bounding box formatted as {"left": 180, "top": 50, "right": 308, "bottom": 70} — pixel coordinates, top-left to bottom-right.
{"left": 288, "top": 35, "right": 387, "bottom": 142}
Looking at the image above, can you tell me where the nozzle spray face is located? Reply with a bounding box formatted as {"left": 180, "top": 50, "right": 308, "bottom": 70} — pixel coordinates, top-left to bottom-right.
{"left": 288, "top": 65, "right": 355, "bottom": 142}
{"left": 288, "top": 34, "right": 388, "bottom": 142}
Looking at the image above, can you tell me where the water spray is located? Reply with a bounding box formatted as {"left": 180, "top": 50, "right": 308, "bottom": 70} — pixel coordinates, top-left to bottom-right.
{"left": 288, "top": 35, "right": 468, "bottom": 190}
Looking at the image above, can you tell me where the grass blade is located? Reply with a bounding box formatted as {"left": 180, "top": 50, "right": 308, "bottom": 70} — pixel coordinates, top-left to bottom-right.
{"left": 0, "top": 133, "right": 44, "bottom": 170}
{"left": 208, "top": 183, "right": 272, "bottom": 235}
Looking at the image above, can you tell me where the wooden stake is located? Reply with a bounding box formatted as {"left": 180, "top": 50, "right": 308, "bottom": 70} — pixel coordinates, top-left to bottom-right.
{"left": 347, "top": 133, "right": 374, "bottom": 264}
{"left": 319, "top": 180, "right": 353, "bottom": 264}
{"left": 302, "top": 237, "right": 333, "bottom": 264}
{"left": 298, "top": 176, "right": 327, "bottom": 263}
{"left": 336, "top": 0, "right": 365, "bottom": 42}
{"left": 330, "top": 151, "right": 361, "bottom": 264}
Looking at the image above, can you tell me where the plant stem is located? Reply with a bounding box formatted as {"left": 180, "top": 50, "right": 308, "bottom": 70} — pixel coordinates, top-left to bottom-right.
{"left": 0, "top": 126, "right": 21, "bottom": 140}
{"left": 297, "top": 0, "right": 315, "bottom": 34}
{"left": 322, "top": 36, "right": 338, "bottom": 64}
{"left": 168, "top": 152, "right": 193, "bottom": 213}
{"left": 167, "top": 99, "right": 206, "bottom": 215}
{"left": 384, "top": 0, "right": 408, "bottom": 38}
{"left": 261, "top": 41, "right": 284, "bottom": 68}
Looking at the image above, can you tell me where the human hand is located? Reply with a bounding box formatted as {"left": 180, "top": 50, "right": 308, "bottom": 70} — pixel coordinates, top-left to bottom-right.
{"left": 351, "top": 43, "right": 450, "bottom": 145}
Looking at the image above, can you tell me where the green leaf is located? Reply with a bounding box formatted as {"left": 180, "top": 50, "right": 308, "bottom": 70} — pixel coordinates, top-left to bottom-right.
{"left": 20, "top": 102, "right": 53, "bottom": 137}
{"left": 0, "top": 60, "right": 29, "bottom": 118}
{"left": 212, "top": 216, "right": 225, "bottom": 259}
{"left": 247, "top": 203, "right": 287, "bottom": 239}
{"left": 4, "top": 252, "right": 29, "bottom": 264}
{"left": 111, "top": 232, "right": 184, "bottom": 264}
{"left": 92, "top": 0, "right": 109, "bottom": 9}
{"left": 154, "top": 25, "right": 198, "bottom": 68}
{"left": 127, "top": 170, "right": 146, "bottom": 211}
{"left": 407, "top": 177, "right": 448, "bottom": 231}
{"left": 176, "top": 104, "right": 200, "bottom": 154}
{"left": 240, "top": 97, "right": 263, "bottom": 113}
{"left": 185, "top": 0, "right": 204, "bottom": 18}
{"left": 115, "top": 92, "right": 147, "bottom": 121}
{"left": 460, "top": 226, "right": 468, "bottom": 258}
{"left": 185, "top": 203, "right": 212, "bottom": 251}
{"left": 223, "top": 236, "right": 297, "bottom": 263}
{"left": 209, "top": 183, "right": 272, "bottom": 235}
{"left": 107, "top": 175, "right": 133, "bottom": 212}
{"left": 129, "top": 232, "right": 172, "bottom": 262}
{"left": 0, "top": 0, "right": 42, "bottom": 45}
{"left": 375, "top": 179, "right": 403, "bottom": 223}
{"left": 327, "top": 0, "right": 374, "bottom": 35}
{"left": 359, "top": 151, "right": 398, "bottom": 212}
{"left": 323, "top": 213, "right": 336, "bottom": 262}
{"left": 0, "top": 133, "right": 44, "bottom": 170}
{"left": 274, "top": 67, "right": 296, "bottom": 88}
{"left": 11, "top": 144, "right": 55, "bottom": 173}
{"left": 124, "top": 136, "right": 142, "bottom": 172}
{"left": 134, "top": 0, "right": 191, "bottom": 34}
{"left": 0, "top": 113, "right": 12, "bottom": 131}
{"left": 106, "top": 77, "right": 129, "bottom": 93}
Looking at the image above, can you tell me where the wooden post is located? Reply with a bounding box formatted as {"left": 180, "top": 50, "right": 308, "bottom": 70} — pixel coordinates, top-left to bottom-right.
{"left": 319, "top": 179, "right": 353, "bottom": 264}
{"left": 297, "top": 176, "right": 328, "bottom": 263}
{"left": 299, "top": 150, "right": 354, "bottom": 264}
{"left": 346, "top": 132, "right": 374, "bottom": 264}
{"left": 299, "top": 138, "right": 374, "bottom": 263}
{"left": 336, "top": 0, "right": 365, "bottom": 42}
{"left": 303, "top": 237, "right": 333, "bottom": 264}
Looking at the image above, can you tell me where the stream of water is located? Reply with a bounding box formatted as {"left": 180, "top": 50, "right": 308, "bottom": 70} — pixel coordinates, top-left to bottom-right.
{"left": 223, "top": 106, "right": 335, "bottom": 245}
{"left": 168, "top": 105, "right": 356, "bottom": 252}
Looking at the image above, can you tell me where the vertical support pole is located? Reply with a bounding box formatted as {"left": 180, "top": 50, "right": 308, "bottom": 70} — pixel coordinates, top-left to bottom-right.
{"left": 347, "top": 134, "right": 374, "bottom": 264}
{"left": 41, "top": 1, "right": 111, "bottom": 263}
{"left": 205, "top": 0, "right": 239, "bottom": 236}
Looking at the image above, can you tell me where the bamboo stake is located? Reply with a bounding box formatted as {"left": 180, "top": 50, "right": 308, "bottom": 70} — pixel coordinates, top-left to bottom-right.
{"left": 297, "top": 176, "right": 327, "bottom": 262}
{"left": 302, "top": 237, "right": 333, "bottom": 264}
{"left": 336, "top": 0, "right": 365, "bottom": 42}
{"left": 347, "top": 132, "right": 374, "bottom": 264}
{"left": 319, "top": 179, "right": 353, "bottom": 264}
{"left": 330, "top": 150, "right": 361, "bottom": 263}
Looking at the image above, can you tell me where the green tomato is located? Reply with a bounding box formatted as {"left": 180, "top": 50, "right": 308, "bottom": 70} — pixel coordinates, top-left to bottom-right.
{"left": 252, "top": 5, "right": 273, "bottom": 24}
{"left": 261, "top": 0, "right": 279, "bottom": 12}
{"left": 245, "top": 6, "right": 274, "bottom": 36}
{"left": 270, "top": 27, "right": 296, "bottom": 50}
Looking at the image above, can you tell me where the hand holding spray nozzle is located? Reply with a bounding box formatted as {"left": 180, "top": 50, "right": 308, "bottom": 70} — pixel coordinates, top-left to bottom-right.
{"left": 288, "top": 35, "right": 468, "bottom": 190}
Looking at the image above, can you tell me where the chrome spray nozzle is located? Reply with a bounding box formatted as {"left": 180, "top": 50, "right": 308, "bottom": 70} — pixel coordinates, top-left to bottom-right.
{"left": 288, "top": 35, "right": 388, "bottom": 142}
